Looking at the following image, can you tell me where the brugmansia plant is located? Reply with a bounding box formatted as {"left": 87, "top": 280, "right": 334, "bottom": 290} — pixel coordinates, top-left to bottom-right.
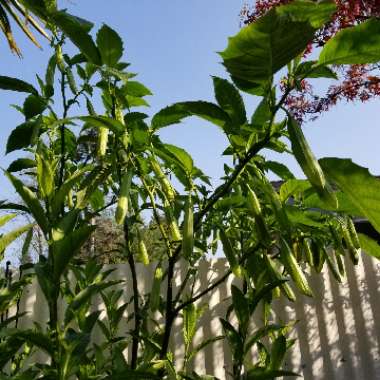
{"left": 1, "top": 1, "right": 380, "bottom": 379}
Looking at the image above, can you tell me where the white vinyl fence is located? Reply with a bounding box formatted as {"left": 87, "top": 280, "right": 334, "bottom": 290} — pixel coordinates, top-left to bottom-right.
{"left": 6, "top": 253, "right": 380, "bottom": 379}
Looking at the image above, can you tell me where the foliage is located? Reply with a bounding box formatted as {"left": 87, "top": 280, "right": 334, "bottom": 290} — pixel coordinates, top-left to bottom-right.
{"left": 241, "top": 0, "right": 380, "bottom": 122}
{"left": 0, "top": 1, "right": 380, "bottom": 379}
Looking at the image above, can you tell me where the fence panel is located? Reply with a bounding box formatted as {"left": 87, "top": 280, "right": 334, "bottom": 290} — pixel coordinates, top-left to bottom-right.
{"left": 4, "top": 254, "right": 380, "bottom": 379}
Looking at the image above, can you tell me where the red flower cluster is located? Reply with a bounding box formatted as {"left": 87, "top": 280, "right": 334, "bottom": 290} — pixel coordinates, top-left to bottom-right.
{"left": 240, "top": 0, "right": 380, "bottom": 122}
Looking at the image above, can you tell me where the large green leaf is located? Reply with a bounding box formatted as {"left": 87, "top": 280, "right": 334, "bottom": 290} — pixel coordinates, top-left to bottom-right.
{"left": 151, "top": 101, "right": 230, "bottom": 130}
{"left": 319, "top": 19, "right": 380, "bottom": 65}
{"left": 160, "top": 144, "right": 194, "bottom": 174}
{"left": 220, "top": 0, "right": 335, "bottom": 88}
{"left": 6, "top": 121, "right": 39, "bottom": 154}
{"left": 52, "top": 11, "right": 101, "bottom": 65}
{"left": 20, "top": 0, "right": 49, "bottom": 19}
{"left": 320, "top": 158, "right": 380, "bottom": 234}
{"left": 124, "top": 81, "right": 152, "bottom": 97}
{"left": 50, "top": 166, "right": 92, "bottom": 217}
{"left": 23, "top": 95, "right": 46, "bottom": 119}
{"left": 279, "top": 179, "right": 310, "bottom": 202}
{"left": 0, "top": 76, "right": 38, "bottom": 94}
{"left": 7, "top": 158, "right": 36, "bottom": 173}
{"left": 264, "top": 161, "right": 295, "bottom": 181}
{"left": 96, "top": 24, "right": 123, "bottom": 67}
{"left": 212, "top": 76, "right": 246, "bottom": 127}
{"left": 4, "top": 171, "right": 49, "bottom": 234}
{"left": 358, "top": 233, "right": 380, "bottom": 260}
{"left": 0, "top": 224, "right": 34, "bottom": 260}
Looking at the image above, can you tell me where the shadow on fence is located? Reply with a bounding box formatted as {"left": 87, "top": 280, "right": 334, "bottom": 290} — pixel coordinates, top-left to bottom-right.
{"left": 2, "top": 254, "right": 380, "bottom": 380}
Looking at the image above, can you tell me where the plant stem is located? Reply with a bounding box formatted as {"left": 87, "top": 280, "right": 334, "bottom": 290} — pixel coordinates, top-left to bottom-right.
{"left": 58, "top": 71, "right": 67, "bottom": 190}
{"left": 124, "top": 220, "right": 140, "bottom": 369}
{"left": 158, "top": 85, "right": 293, "bottom": 361}
{"left": 159, "top": 254, "right": 176, "bottom": 359}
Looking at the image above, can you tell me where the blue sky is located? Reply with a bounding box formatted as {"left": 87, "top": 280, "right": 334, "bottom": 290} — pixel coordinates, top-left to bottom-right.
{"left": 0, "top": 0, "right": 379, "bottom": 202}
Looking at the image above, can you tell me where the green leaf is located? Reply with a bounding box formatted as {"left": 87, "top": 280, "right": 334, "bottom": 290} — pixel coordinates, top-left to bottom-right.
{"left": 219, "top": 229, "right": 242, "bottom": 277}
{"left": 52, "top": 225, "right": 96, "bottom": 281}
{"left": 220, "top": 1, "right": 335, "bottom": 88}
{"left": 212, "top": 76, "right": 246, "bottom": 126}
{"left": 183, "top": 304, "right": 197, "bottom": 346}
{"left": 187, "top": 336, "right": 224, "bottom": 360}
{"left": 231, "top": 285, "right": 249, "bottom": 333}
{"left": 285, "top": 205, "right": 323, "bottom": 227}
{"left": 276, "top": 0, "right": 336, "bottom": 27}
{"left": 161, "top": 144, "right": 194, "bottom": 174}
{"left": 6, "top": 121, "right": 39, "bottom": 154}
{"left": 36, "top": 153, "right": 54, "bottom": 199}
{"left": 126, "top": 95, "right": 149, "bottom": 107}
{"left": 0, "top": 213, "right": 16, "bottom": 228}
{"left": 0, "top": 76, "right": 38, "bottom": 94}
{"left": 23, "top": 95, "right": 46, "bottom": 119}
{"left": 90, "top": 188, "right": 105, "bottom": 210}
{"left": 151, "top": 101, "right": 230, "bottom": 130}
{"left": 265, "top": 161, "right": 295, "bottom": 180}
{"left": 0, "top": 224, "right": 34, "bottom": 260}
{"left": 270, "top": 335, "right": 287, "bottom": 370}
{"left": 96, "top": 24, "right": 123, "bottom": 67}
{"left": 304, "top": 191, "right": 362, "bottom": 215}
{"left": 65, "top": 281, "right": 118, "bottom": 324}
{"left": 244, "top": 324, "right": 283, "bottom": 354}
{"left": 12, "top": 330, "right": 54, "bottom": 357}
{"left": 124, "top": 81, "right": 152, "bottom": 97}
{"left": 0, "top": 337, "right": 24, "bottom": 368}
{"left": 4, "top": 172, "right": 49, "bottom": 234}
{"left": 45, "top": 54, "right": 56, "bottom": 93}
{"left": 320, "top": 158, "right": 380, "bottom": 234}
{"left": 21, "top": 228, "right": 33, "bottom": 263}
{"left": 0, "top": 201, "right": 29, "bottom": 213}
{"left": 219, "top": 318, "right": 244, "bottom": 362}
{"left": 34, "top": 260, "right": 56, "bottom": 303}
{"left": 124, "top": 112, "right": 148, "bottom": 124}
{"left": 52, "top": 11, "right": 101, "bottom": 65}
{"left": 295, "top": 61, "right": 337, "bottom": 79}
{"left": 279, "top": 179, "right": 310, "bottom": 201}
{"left": 79, "top": 115, "right": 125, "bottom": 134}
{"left": 7, "top": 158, "right": 36, "bottom": 173}
{"left": 251, "top": 98, "right": 272, "bottom": 129}
{"left": 319, "top": 19, "right": 380, "bottom": 65}
{"left": 251, "top": 280, "right": 287, "bottom": 313}
{"left": 51, "top": 209, "right": 80, "bottom": 242}
{"left": 358, "top": 233, "right": 380, "bottom": 260}
{"left": 50, "top": 166, "right": 92, "bottom": 217}
{"left": 20, "top": 0, "right": 49, "bottom": 19}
